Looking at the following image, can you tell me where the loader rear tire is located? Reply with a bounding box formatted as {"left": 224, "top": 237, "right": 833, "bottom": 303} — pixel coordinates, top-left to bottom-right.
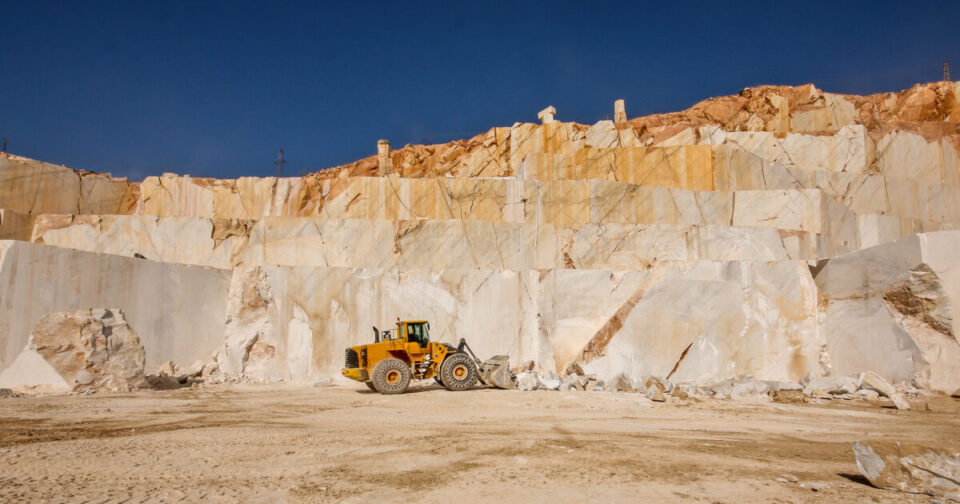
{"left": 440, "top": 353, "right": 478, "bottom": 391}
{"left": 372, "top": 358, "right": 411, "bottom": 394}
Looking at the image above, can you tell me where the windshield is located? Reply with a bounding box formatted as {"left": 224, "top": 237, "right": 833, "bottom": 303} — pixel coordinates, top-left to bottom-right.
{"left": 407, "top": 322, "right": 429, "bottom": 346}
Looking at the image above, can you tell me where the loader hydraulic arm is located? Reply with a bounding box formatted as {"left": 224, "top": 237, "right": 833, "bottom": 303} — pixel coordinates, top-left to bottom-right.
{"left": 457, "top": 338, "right": 483, "bottom": 367}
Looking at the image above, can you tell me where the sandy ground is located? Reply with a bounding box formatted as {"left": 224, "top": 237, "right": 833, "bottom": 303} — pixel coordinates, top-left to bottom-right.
{"left": 1, "top": 383, "right": 958, "bottom": 504}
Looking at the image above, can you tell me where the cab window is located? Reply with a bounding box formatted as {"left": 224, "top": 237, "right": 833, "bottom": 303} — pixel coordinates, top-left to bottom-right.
{"left": 406, "top": 323, "right": 429, "bottom": 346}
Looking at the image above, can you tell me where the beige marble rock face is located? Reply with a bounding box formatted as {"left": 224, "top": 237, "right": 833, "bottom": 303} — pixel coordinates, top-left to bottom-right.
{"left": 1, "top": 155, "right": 81, "bottom": 214}
{"left": 0, "top": 155, "right": 139, "bottom": 215}
{"left": 32, "top": 214, "right": 249, "bottom": 269}
{"left": 0, "top": 241, "right": 230, "bottom": 373}
{"left": 875, "top": 131, "right": 945, "bottom": 185}
{"left": 717, "top": 127, "right": 871, "bottom": 176}
{"left": 815, "top": 232, "right": 960, "bottom": 392}
{"left": 222, "top": 266, "right": 543, "bottom": 381}
{"left": 0, "top": 209, "right": 34, "bottom": 240}
{"left": 28, "top": 214, "right": 819, "bottom": 272}
{"left": 576, "top": 261, "right": 820, "bottom": 384}
{"left": 22, "top": 208, "right": 832, "bottom": 271}
{"left": 731, "top": 189, "right": 822, "bottom": 232}
{"left": 789, "top": 93, "right": 857, "bottom": 132}
{"left": 219, "top": 260, "right": 823, "bottom": 385}
{"left": 858, "top": 214, "right": 905, "bottom": 249}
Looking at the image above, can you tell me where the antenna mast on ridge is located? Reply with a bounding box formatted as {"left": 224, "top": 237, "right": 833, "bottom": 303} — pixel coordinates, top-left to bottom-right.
{"left": 945, "top": 61, "right": 951, "bottom": 82}
{"left": 275, "top": 149, "right": 287, "bottom": 177}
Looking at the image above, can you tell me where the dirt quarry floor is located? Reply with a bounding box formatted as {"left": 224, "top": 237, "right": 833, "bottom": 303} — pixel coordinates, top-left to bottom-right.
{"left": 1, "top": 384, "right": 958, "bottom": 504}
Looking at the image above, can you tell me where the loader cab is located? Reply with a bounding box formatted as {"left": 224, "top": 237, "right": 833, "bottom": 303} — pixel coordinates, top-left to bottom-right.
{"left": 401, "top": 321, "right": 430, "bottom": 348}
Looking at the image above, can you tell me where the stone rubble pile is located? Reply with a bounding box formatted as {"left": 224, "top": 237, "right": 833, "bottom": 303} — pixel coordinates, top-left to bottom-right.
{"left": 1, "top": 80, "right": 960, "bottom": 394}
{"left": 504, "top": 363, "right": 925, "bottom": 410}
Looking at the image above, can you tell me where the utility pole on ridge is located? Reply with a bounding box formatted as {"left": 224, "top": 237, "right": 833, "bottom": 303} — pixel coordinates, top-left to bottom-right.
{"left": 275, "top": 148, "right": 287, "bottom": 177}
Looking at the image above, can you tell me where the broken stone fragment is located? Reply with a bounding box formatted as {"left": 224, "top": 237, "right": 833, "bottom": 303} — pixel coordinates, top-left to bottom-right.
{"left": 156, "top": 360, "right": 177, "bottom": 377}
{"left": 516, "top": 371, "right": 539, "bottom": 391}
{"left": 512, "top": 360, "right": 535, "bottom": 375}
{"left": 706, "top": 379, "right": 734, "bottom": 399}
{"left": 860, "top": 371, "right": 911, "bottom": 410}
{"left": 559, "top": 373, "right": 578, "bottom": 391}
{"left": 672, "top": 383, "right": 698, "bottom": 398}
{"left": 0, "top": 308, "right": 146, "bottom": 393}
{"left": 610, "top": 373, "right": 636, "bottom": 392}
{"left": 585, "top": 377, "right": 598, "bottom": 390}
{"left": 643, "top": 376, "right": 671, "bottom": 394}
{"left": 804, "top": 375, "right": 861, "bottom": 396}
{"left": 539, "top": 370, "right": 561, "bottom": 391}
{"left": 888, "top": 394, "right": 912, "bottom": 410}
{"left": 860, "top": 371, "right": 896, "bottom": 396}
{"left": 574, "top": 374, "right": 589, "bottom": 391}
{"left": 802, "top": 375, "right": 836, "bottom": 396}
{"left": 854, "top": 441, "right": 960, "bottom": 501}
{"left": 563, "top": 361, "right": 585, "bottom": 378}
{"left": 730, "top": 377, "right": 769, "bottom": 399}
{"left": 202, "top": 359, "right": 219, "bottom": 378}
{"left": 644, "top": 384, "right": 669, "bottom": 401}
{"left": 178, "top": 360, "right": 205, "bottom": 380}
{"left": 835, "top": 376, "right": 861, "bottom": 394}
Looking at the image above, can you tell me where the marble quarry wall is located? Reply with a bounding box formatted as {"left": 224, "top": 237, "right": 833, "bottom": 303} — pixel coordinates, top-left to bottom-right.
{"left": 2, "top": 80, "right": 960, "bottom": 391}
{"left": 0, "top": 240, "right": 230, "bottom": 373}
{"left": 815, "top": 232, "right": 960, "bottom": 392}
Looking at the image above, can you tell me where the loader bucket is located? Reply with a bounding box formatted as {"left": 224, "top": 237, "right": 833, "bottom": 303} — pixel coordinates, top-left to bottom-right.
{"left": 478, "top": 355, "right": 515, "bottom": 389}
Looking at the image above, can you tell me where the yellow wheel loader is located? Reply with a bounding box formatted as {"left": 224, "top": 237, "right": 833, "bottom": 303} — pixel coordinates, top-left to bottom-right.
{"left": 341, "top": 320, "right": 514, "bottom": 394}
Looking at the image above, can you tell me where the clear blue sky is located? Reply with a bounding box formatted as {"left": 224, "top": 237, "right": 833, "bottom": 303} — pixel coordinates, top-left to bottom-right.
{"left": 2, "top": 1, "right": 958, "bottom": 180}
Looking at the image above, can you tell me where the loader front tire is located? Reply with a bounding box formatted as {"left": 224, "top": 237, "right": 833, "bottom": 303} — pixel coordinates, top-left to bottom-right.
{"left": 440, "top": 353, "right": 478, "bottom": 391}
{"left": 364, "top": 381, "right": 376, "bottom": 391}
{"left": 372, "top": 358, "right": 411, "bottom": 394}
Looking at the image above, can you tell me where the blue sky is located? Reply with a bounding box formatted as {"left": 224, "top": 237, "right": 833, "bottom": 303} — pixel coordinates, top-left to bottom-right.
{"left": 1, "top": 1, "right": 958, "bottom": 180}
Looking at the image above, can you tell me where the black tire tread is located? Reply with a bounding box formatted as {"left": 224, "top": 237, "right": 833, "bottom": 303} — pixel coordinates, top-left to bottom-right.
{"left": 440, "top": 353, "right": 479, "bottom": 391}
{"left": 371, "top": 358, "right": 411, "bottom": 394}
